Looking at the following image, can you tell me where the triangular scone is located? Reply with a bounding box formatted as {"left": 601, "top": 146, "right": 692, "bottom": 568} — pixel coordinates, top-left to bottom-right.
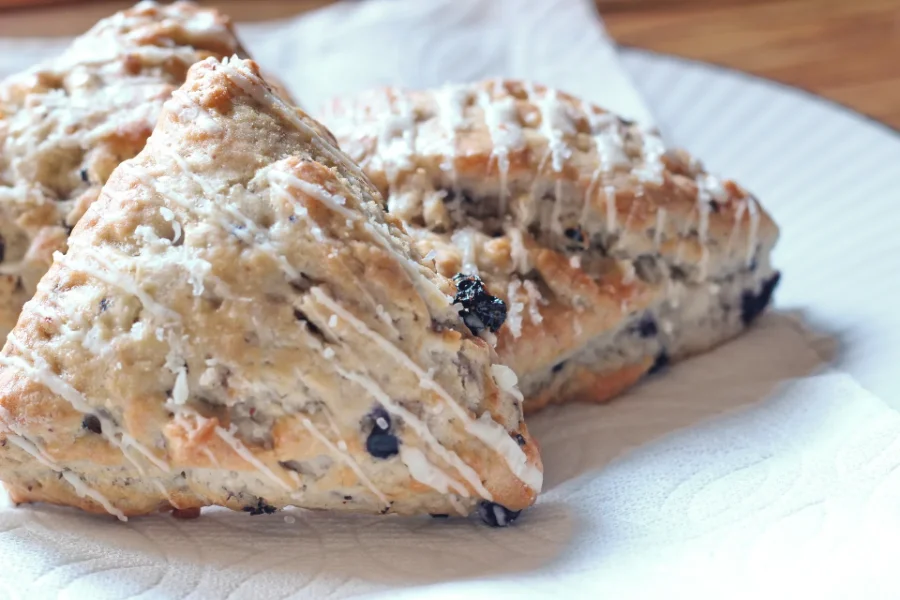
{"left": 0, "top": 1, "right": 250, "bottom": 339}
{"left": 322, "top": 81, "right": 780, "bottom": 413}
{"left": 0, "top": 58, "right": 542, "bottom": 523}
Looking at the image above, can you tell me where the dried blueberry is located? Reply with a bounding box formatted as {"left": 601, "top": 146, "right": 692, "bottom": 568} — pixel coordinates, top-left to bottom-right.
{"left": 442, "top": 189, "right": 476, "bottom": 204}
{"left": 452, "top": 273, "right": 507, "bottom": 335}
{"left": 366, "top": 407, "right": 399, "bottom": 459}
{"left": 648, "top": 352, "right": 669, "bottom": 375}
{"left": 81, "top": 414, "right": 102, "bottom": 434}
{"left": 740, "top": 272, "right": 781, "bottom": 326}
{"left": 293, "top": 309, "right": 324, "bottom": 338}
{"left": 564, "top": 228, "right": 584, "bottom": 243}
{"left": 552, "top": 362, "right": 566, "bottom": 374}
{"left": 633, "top": 313, "right": 658, "bottom": 338}
{"left": 243, "top": 498, "right": 277, "bottom": 515}
{"left": 514, "top": 433, "right": 527, "bottom": 447}
{"left": 478, "top": 501, "right": 521, "bottom": 527}
{"left": 79, "top": 168, "right": 90, "bottom": 184}
{"left": 99, "top": 298, "right": 109, "bottom": 313}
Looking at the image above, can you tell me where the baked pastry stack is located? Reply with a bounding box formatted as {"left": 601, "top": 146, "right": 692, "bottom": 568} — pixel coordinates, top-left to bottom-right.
{"left": 0, "top": 1, "right": 245, "bottom": 338}
{"left": 323, "top": 81, "right": 781, "bottom": 411}
{"left": 0, "top": 57, "right": 542, "bottom": 521}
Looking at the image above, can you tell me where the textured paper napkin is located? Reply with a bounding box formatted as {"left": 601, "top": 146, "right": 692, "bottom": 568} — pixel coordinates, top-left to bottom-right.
{"left": 0, "top": 1, "right": 888, "bottom": 599}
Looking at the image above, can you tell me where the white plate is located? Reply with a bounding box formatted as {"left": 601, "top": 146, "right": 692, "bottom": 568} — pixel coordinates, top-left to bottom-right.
{"left": 622, "top": 49, "right": 900, "bottom": 406}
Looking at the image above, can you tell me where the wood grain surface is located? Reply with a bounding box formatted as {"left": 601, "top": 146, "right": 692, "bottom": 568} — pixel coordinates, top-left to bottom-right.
{"left": 1, "top": 0, "right": 898, "bottom": 128}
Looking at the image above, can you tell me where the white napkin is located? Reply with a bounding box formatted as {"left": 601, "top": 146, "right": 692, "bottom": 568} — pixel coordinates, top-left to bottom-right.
{"left": 0, "top": 1, "right": 884, "bottom": 599}
{"left": 0, "top": 0, "right": 654, "bottom": 126}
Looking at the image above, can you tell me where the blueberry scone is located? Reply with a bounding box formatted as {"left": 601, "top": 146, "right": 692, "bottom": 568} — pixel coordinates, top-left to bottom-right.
{"left": 0, "top": 1, "right": 249, "bottom": 339}
{"left": 322, "top": 81, "right": 781, "bottom": 413}
{"left": 0, "top": 58, "right": 542, "bottom": 523}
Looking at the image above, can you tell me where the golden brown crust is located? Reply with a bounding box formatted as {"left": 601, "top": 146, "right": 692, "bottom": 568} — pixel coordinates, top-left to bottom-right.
{"left": 524, "top": 360, "right": 653, "bottom": 415}
{"left": 323, "top": 80, "right": 782, "bottom": 411}
{"left": 0, "top": 58, "right": 542, "bottom": 520}
{"left": 0, "top": 1, "right": 252, "bottom": 339}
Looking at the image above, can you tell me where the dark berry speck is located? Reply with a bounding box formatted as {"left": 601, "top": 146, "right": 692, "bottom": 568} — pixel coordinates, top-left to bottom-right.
{"left": 81, "top": 414, "right": 102, "bottom": 434}
{"left": 740, "top": 272, "right": 780, "bottom": 326}
{"left": 366, "top": 407, "right": 399, "bottom": 459}
{"left": 633, "top": 313, "right": 658, "bottom": 338}
{"left": 243, "top": 498, "right": 277, "bottom": 515}
{"left": 452, "top": 273, "right": 507, "bottom": 335}
{"left": 564, "top": 227, "right": 584, "bottom": 245}
{"left": 514, "top": 433, "right": 527, "bottom": 447}
{"left": 478, "top": 501, "right": 521, "bottom": 527}
{"left": 648, "top": 352, "right": 669, "bottom": 375}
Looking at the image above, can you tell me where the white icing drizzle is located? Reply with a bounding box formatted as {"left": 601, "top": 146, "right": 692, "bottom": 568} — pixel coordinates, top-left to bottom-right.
{"left": 695, "top": 176, "right": 714, "bottom": 278}
{"left": 151, "top": 479, "right": 182, "bottom": 510}
{"left": 212, "top": 422, "right": 293, "bottom": 493}
{"left": 451, "top": 227, "right": 479, "bottom": 276}
{"left": 490, "top": 364, "right": 524, "bottom": 403}
{"left": 2, "top": 338, "right": 170, "bottom": 473}
{"left": 60, "top": 470, "right": 128, "bottom": 521}
{"left": 312, "top": 288, "right": 542, "bottom": 492}
{"left": 378, "top": 92, "right": 417, "bottom": 188}
{"left": 434, "top": 84, "right": 468, "bottom": 187}
{"left": 159, "top": 206, "right": 182, "bottom": 244}
{"left": 399, "top": 445, "right": 469, "bottom": 497}
{"left": 334, "top": 366, "right": 485, "bottom": 499}
{"left": 726, "top": 198, "right": 747, "bottom": 256}
{"left": 57, "top": 249, "right": 179, "bottom": 323}
{"left": 300, "top": 417, "right": 389, "bottom": 507}
{"left": 522, "top": 279, "right": 544, "bottom": 326}
{"left": 604, "top": 185, "right": 618, "bottom": 234}
{"left": 201, "top": 446, "right": 221, "bottom": 468}
{"left": 506, "top": 226, "right": 530, "bottom": 274}
{"left": 533, "top": 88, "right": 575, "bottom": 172}
{"left": 654, "top": 208, "right": 667, "bottom": 249}
{"left": 219, "top": 58, "right": 368, "bottom": 183}
{"left": 447, "top": 494, "right": 468, "bottom": 517}
{"left": 746, "top": 196, "right": 760, "bottom": 265}
{"left": 505, "top": 277, "right": 524, "bottom": 339}
{"left": 267, "top": 169, "right": 452, "bottom": 318}
{"left": 478, "top": 81, "right": 524, "bottom": 215}
{"left": 4, "top": 433, "right": 126, "bottom": 521}
{"left": 583, "top": 112, "right": 628, "bottom": 236}
{"left": 634, "top": 131, "right": 666, "bottom": 185}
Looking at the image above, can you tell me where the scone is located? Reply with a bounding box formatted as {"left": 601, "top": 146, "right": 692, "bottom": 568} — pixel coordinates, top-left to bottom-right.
{"left": 0, "top": 1, "right": 248, "bottom": 339}
{"left": 0, "top": 58, "right": 542, "bottom": 524}
{"left": 322, "top": 80, "right": 781, "bottom": 412}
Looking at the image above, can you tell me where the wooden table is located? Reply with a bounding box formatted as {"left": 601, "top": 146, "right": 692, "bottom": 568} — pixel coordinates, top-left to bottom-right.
{"left": 1, "top": 0, "right": 899, "bottom": 129}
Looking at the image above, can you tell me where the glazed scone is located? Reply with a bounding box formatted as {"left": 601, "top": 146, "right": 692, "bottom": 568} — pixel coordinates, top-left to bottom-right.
{"left": 0, "top": 1, "right": 249, "bottom": 339}
{"left": 0, "top": 58, "right": 542, "bottom": 524}
{"left": 322, "top": 81, "right": 781, "bottom": 412}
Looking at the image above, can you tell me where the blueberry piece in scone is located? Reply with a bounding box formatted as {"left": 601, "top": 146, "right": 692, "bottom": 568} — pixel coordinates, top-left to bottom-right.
{"left": 452, "top": 273, "right": 507, "bottom": 335}
{"left": 740, "top": 272, "right": 781, "bottom": 325}
{"left": 81, "top": 414, "right": 102, "bottom": 434}
{"left": 365, "top": 407, "right": 400, "bottom": 459}
{"left": 243, "top": 498, "right": 277, "bottom": 515}
{"left": 478, "top": 501, "right": 521, "bottom": 527}
{"left": 648, "top": 352, "right": 669, "bottom": 375}
{"left": 632, "top": 313, "right": 658, "bottom": 338}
